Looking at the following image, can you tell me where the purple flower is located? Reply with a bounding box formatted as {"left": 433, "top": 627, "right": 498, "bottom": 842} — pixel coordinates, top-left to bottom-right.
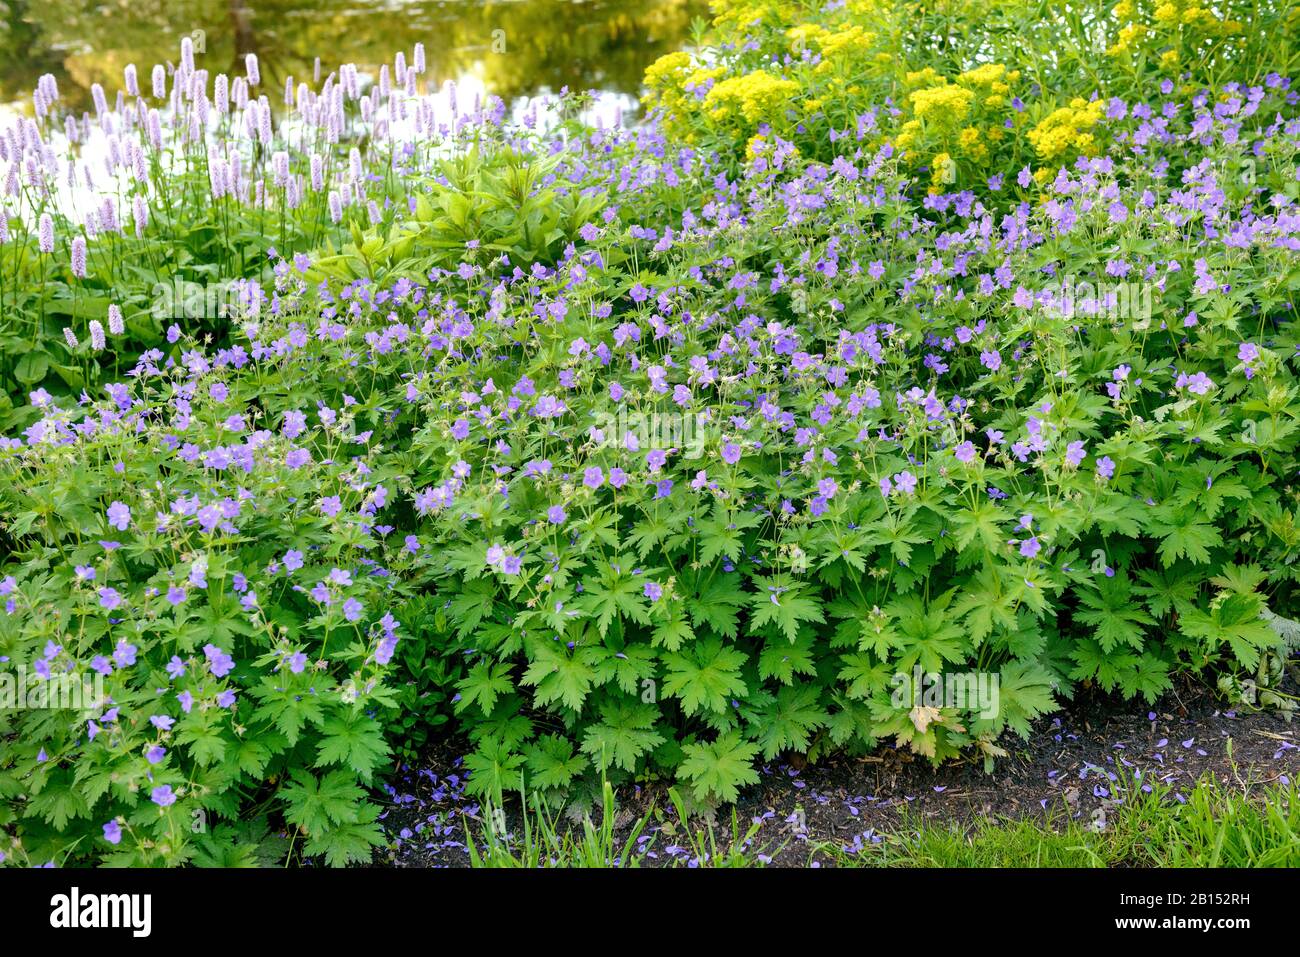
{"left": 98, "top": 587, "right": 122, "bottom": 611}
{"left": 1096, "top": 456, "right": 1115, "bottom": 480}
{"left": 342, "top": 597, "right": 364, "bottom": 622}
{"left": 644, "top": 581, "right": 663, "bottom": 602}
{"left": 583, "top": 467, "right": 604, "bottom": 489}
{"left": 546, "top": 505, "right": 566, "bottom": 524}
{"left": 721, "top": 442, "right": 742, "bottom": 465}
{"left": 151, "top": 785, "right": 177, "bottom": 807}
{"left": 102, "top": 820, "right": 122, "bottom": 845}
{"left": 38, "top": 212, "right": 54, "bottom": 253}
{"left": 954, "top": 441, "right": 977, "bottom": 464}
{"left": 204, "top": 644, "right": 234, "bottom": 677}
{"left": 145, "top": 744, "right": 166, "bottom": 765}
{"left": 106, "top": 501, "right": 131, "bottom": 531}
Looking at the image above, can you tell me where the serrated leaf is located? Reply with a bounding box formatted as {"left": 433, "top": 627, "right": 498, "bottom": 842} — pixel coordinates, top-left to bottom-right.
{"left": 679, "top": 732, "right": 760, "bottom": 803}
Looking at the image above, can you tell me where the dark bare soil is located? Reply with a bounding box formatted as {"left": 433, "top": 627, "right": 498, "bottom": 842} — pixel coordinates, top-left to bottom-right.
{"left": 372, "top": 678, "right": 1300, "bottom": 867}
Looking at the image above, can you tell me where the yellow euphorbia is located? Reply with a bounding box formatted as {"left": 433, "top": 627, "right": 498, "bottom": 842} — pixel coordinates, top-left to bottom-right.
{"left": 1154, "top": 3, "right": 1178, "bottom": 23}
{"left": 685, "top": 67, "right": 727, "bottom": 94}
{"left": 958, "top": 126, "right": 988, "bottom": 162}
{"left": 704, "top": 71, "right": 800, "bottom": 124}
{"left": 910, "top": 84, "right": 975, "bottom": 125}
{"left": 957, "top": 63, "right": 1012, "bottom": 88}
{"left": 1108, "top": 22, "right": 1148, "bottom": 54}
{"left": 644, "top": 52, "right": 691, "bottom": 89}
{"left": 905, "top": 67, "right": 944, "bottom": 88}
{"left": 1026, "top": 97, "right": 1105, "bottom": 161}
{"left": 711, "top": 0, "right": 782, "bottom": 31}
{"left": 819, "top": 25, "right": 876, "bottom": 58}
{"left": 894, "top": 119, "right": 922, "bottom": 150}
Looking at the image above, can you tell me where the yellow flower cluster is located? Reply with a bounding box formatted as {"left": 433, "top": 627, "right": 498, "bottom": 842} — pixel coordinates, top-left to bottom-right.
{"left": 905, "top": 67, "right": 944, "bottom": 88}
{"left": 787, "top": 22, "right": 877, "bottom": 73}
{"left": 686, "top": 66, "right": 728, "bottom": 94}
{"left": 704, "top": 70, "right": 801, "bottom": 124}
{"left": 819, "top": 24, "right": 877, "bottom": 58}
{"left": 957, "top": 63, "right": 1011, "bottom": 88}
{"left": 1108, "top": 22, "right": 1148, "bottom": 54}
{"left": 894, "top": 119, "right": 923, "bottom": 151}
{"left": 710, "top": 0, "right": 782, "bottom": 32}
{"left": 645, "top": 51, "right": 692, "bottom": 89}
{"left": 958, "top": 125, "right": 987, "bottom": 162}
{"left": 1026, "top": 97, "right": 1105, "bottom": 161}
{"left": 956, "top": 63, "right": 1019, "bottom": 107}
{"left": 909, "top": 83, "right": 975, "bottom": 126}
{"left": 635, "top": 0, "right": 1285, "bottom": 170}
{"left": 643, "top": 54, "right": 734, "bottom": 138}
{"left": 893, "top": 61, "right": 1021, "bottom": 180}
{"left": 1108, "top": 0, "right": 1243, "bottom": 56}
{"left": 642, "top": 51, "right": 696, "bottom": 126}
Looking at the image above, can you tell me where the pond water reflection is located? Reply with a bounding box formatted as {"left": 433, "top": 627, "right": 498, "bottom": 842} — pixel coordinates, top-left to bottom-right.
{"left": 0, "top": 0, "right": 702, "bottom": 111}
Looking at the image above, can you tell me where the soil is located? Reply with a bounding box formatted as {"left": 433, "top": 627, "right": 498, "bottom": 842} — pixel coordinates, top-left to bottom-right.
{"left": 370, "top": 677, "right": 1300, "bottom": 867}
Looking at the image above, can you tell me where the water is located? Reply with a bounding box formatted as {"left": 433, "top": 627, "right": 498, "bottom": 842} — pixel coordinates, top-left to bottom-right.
{"left": 0, "top": 0, "right": 701, "bottom": 113}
